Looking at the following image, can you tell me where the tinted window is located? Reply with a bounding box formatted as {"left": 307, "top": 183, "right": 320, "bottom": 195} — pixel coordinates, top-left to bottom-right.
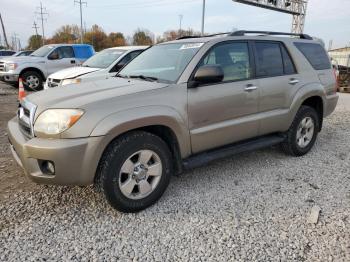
{"left": 255, "top": 42, "right": 284, "bottom": 77}
{"left": 57, "top": 46, "right": 75, "bottom": 58}
{"left": 294, "top": 42, "right": 331, "bottom": 70}
{"left": 281, "top": 45, "right": 296, "bottom": 74}
{"left": 201, "top": 42, "right": 252, "bottom": 82}
{"left": 119, "top": 50, "right": 143, "bottom": 65}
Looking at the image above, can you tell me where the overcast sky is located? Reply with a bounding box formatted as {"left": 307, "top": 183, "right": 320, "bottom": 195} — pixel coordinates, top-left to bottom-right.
{"left": 1, "top": 0, "right": 349, "bottom": 49}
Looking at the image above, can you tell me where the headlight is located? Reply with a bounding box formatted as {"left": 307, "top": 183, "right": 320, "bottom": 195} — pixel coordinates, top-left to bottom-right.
{"left": 34, "top": 109, "right": 84, "bottom": 135}
{"left": 61, "top": 78, "right": 81, "bottom": 86}
{"left": 5, "top": 63, "right": 17, "bottom": 71}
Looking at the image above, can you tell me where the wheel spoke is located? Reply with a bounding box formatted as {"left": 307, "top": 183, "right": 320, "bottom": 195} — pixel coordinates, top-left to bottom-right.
{"left": 139, "top": 150, "right": 153, "bottom": 165}
{"left": 120, "top": 178, "right": 136, "bottom": 196}
{"left": 139, "top": 180, "right": 152, "bottom": 195}
{"left": 305, "top": 118, "right": 313, "bottom": 128}
{"left": 305, "top": 127, "right": 314, "bottom": 140}
{"left": 147, "top": 163, "right": 161, "bottom": 177}
{"left": 121, "top": 159, "right": 134, "bottom": 174}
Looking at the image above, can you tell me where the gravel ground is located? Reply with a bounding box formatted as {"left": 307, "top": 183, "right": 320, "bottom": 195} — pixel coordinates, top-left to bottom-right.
{"left": 0, "top": 82, "right": 349, "bottom": 261}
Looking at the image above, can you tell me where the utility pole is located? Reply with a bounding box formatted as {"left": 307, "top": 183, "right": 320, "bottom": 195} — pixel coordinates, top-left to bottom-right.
{"left": 36, "top": 2, "right": 48, "bottom": 46}
{"left": 179, "top": 14, "right": 183, "bottom": 37}
{"left": 74, "top": 0, "right": 87, "bottom": 44}
{"left": 201, "top": 0, "right": 206, "bottom": 36}
{"left": 0, "top": 12, "right": 10, "bottom": 49}
{"left": 32, "top": 21, "right": 39, "bottom": 36}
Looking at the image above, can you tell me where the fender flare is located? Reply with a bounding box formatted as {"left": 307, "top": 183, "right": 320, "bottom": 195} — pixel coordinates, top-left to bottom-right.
{"left": 90, "top": 105, "right": 191, "bottom": 158}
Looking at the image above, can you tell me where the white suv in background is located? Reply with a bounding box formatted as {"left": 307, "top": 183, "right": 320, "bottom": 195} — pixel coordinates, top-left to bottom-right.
{"left": 44, "top": 46, "right": 148, "bottom": 89}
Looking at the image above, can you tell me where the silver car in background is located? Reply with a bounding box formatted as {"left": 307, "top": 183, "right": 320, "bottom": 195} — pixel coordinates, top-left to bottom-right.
{"left": 44, "top": 46, "right": 148, "bottom": 89}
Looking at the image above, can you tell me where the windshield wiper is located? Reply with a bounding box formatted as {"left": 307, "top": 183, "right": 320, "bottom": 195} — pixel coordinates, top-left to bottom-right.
{"left": 115, "top": 73, "right": 129, "bottom": 79}
{"left": 128, "top": 75, "right": 158, "bottom": 82}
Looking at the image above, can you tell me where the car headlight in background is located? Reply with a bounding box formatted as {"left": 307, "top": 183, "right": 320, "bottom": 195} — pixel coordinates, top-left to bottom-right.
{"left": 5, "top": 63, "right": 17, "bottom": 71}
{"left": 61, "top": 78, "right": 81, "bottom": 86}
{"left": 34, "top": 109, "right": 84, "bottom": 135}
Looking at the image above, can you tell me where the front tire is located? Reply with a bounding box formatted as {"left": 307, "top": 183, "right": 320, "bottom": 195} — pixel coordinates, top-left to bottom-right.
{"left": 21, "top": 71, "right": 43, "bottom": 91}
{"left": 281, "top": 105, "right": 320, "bottom": 156}
{"left": 96, "top": 131, "right": 173, "bottom": 213}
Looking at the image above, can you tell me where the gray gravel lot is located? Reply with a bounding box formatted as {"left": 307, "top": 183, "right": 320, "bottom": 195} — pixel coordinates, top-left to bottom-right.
{"left": 0, "top": 82, "right": 349, "bottom": 261}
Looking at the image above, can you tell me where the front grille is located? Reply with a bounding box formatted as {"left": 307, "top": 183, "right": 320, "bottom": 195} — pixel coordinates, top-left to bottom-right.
{"left": 17, "top": 99, "right": 37, "bottom": 138}
{"left": 0, "top": 62, "right": 5, "bottom": 72}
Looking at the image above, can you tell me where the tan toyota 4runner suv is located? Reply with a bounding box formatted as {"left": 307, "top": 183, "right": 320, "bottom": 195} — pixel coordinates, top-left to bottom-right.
{"left": 8, "top": 31, "right": 338, "bottom": 212}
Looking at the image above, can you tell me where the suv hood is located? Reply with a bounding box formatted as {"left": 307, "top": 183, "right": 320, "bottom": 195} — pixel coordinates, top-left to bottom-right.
{"left": 27, "top": 77, "right": 170, "bottom": 116}
{"left": 0, "top": 56, "right": 45, "bottom": 64}
{"left": 48, "top": 66, "right": 102, "bottom": 80}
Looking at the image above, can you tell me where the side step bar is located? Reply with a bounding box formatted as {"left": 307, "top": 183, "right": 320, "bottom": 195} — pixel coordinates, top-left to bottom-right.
{"left": 182, "top": 134, "right": 285, "bottom": 170}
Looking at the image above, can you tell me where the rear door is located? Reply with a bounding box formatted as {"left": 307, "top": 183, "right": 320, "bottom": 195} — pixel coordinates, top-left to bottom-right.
{"left": 252, "top": 41, "right": 300, "bottom": 135}
{"left": 188, "top": 41, "right": 260, "bottom": 153}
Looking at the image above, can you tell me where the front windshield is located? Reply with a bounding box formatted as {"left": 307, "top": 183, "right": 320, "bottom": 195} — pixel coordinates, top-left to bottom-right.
{"left": 83, "top": 49, "right": 126, "bottom": 68}
{"left": 30, "top": 45, "right": 55, "bottom": 57}
{"left": 119, "top": 43, "right": 204, "bottom": 83}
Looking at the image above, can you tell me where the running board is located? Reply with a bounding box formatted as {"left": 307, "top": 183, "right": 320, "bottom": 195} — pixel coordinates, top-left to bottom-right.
{"left": 183, "top": 134, "right": 285, "bottom": 170}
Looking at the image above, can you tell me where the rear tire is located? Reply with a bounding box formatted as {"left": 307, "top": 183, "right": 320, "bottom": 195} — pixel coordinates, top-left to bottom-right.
{"left": 21, "top": 71, "right": 43, "bottom": 91}
{"left": 95, "top": 131, "right": 173, "bottom": 213}
{"left": 281, "top": 105, "right": 320, "bottom": 156}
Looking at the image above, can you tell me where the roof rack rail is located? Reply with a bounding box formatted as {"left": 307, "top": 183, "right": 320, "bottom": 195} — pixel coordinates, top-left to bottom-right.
{"left": 229, "top": 30, "right": 313, "bottom": 40}
{"left": 176, "top": 32, "right": 230, "bottom": 40}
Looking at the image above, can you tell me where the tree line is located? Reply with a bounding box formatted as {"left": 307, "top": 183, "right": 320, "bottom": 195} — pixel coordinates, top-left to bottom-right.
{"left": 27, "top": 24, "right": 201, "bottom": 51}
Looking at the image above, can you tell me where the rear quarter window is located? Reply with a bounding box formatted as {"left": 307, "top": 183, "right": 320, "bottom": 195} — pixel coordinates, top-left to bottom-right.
{"left": 294, "top": 42, "right": 331, "bottom": 70}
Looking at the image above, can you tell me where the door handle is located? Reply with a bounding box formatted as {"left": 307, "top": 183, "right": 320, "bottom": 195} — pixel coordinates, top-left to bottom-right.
{"left": 70, "top": 60, "right": 76, "bottom": 64}
{"left": 244, "top": 84, "right": 258, "bottom": 92}
{"left": 289, "top": 78, "right": 299, "bottom": 85}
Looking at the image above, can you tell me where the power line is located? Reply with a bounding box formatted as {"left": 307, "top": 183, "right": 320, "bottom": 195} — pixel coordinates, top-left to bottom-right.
{"left": 32, "top": 21, "right": 39, "bottom": 36}
{"left": 179, "top": 14, "right": 183, "bottom": 35}
{"left": 74, "top": 0, "right": 87, "bottom": 44}
{"left": 89, "top": 0, "right": 200, "bottom": 10}
{"left": 35, "top": 2, "right": 48, "bottom": 45}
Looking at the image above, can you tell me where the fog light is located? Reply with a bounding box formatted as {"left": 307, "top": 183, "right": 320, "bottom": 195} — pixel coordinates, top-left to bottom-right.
{"left": 40, "top": 160, "right": 55, "bottom": 175}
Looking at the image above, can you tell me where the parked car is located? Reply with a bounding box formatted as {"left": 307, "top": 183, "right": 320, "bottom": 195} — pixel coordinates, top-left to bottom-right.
{"left": 44, "top": 46, "right": 148, "bottom": 89}
{"left": 12, "top": 50, "right": 34, "bottom": 57}
{"left": 0, "top": 44, "right": 94, "bottom": 90}
{"left": 8, "top": 31, "right": 338, "bottom": 213}
{"left": 0, "top": 50, "right": 16, "bottom": 58}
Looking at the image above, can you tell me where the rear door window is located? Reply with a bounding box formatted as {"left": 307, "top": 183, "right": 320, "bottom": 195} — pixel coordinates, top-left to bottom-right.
{"left": 280, "top": 45, "right": 296, "bottom": 75}
{"left": 254, "top": 42, "right": 284, "bottom": 77}
{"left": 294, "top": 42, "right": 331, "bottom": 70}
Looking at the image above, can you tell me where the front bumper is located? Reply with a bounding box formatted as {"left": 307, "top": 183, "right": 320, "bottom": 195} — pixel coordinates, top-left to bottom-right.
{"left": 7, "top": 117, "right": 106, "bottom": 186}
{"left": 0, "top": 72, "right": 19, "bottom": 83}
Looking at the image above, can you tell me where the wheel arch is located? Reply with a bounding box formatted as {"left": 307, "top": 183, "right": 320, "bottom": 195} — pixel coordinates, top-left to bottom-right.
{"left": 19, "top": 67, "right": 45, "bottom": 81}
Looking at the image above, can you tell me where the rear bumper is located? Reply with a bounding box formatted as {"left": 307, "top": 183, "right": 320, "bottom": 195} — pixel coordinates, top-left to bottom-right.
{"left": 324, "top": 93, "right": 339, "bottom": 117}
{"left": 0, "top": 72, "right": 19, "bottom": 83}
{"left": 7, "top": 117, "right": 106, "bottom": 186}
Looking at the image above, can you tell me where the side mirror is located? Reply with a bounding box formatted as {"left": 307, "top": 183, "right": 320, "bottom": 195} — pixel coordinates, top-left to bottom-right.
{"left": 48, "top": 52, "right": 59, "bottom": 60}
{"left": 189, "top": 65, "right": 224, "bottom": 88}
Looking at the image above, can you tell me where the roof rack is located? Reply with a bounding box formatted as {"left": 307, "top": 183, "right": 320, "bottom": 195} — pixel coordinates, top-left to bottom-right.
{"left": 229, "top": 30, "right": 313, "bottom": 40}
{"left": 176, "top": 32, "right": 230, "bottom": 40}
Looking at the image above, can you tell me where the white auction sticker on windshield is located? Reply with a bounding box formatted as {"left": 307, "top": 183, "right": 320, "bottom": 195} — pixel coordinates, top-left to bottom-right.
{"left": 180, "top": 43, "right": 204, "bottom": 50}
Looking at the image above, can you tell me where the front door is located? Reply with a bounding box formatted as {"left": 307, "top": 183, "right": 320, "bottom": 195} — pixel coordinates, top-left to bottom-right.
{"left": 188, "top": 41, "right": 260, "bottom": 153}
{"left": 46, "top": 46, "right": 76, "bottom": 76}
